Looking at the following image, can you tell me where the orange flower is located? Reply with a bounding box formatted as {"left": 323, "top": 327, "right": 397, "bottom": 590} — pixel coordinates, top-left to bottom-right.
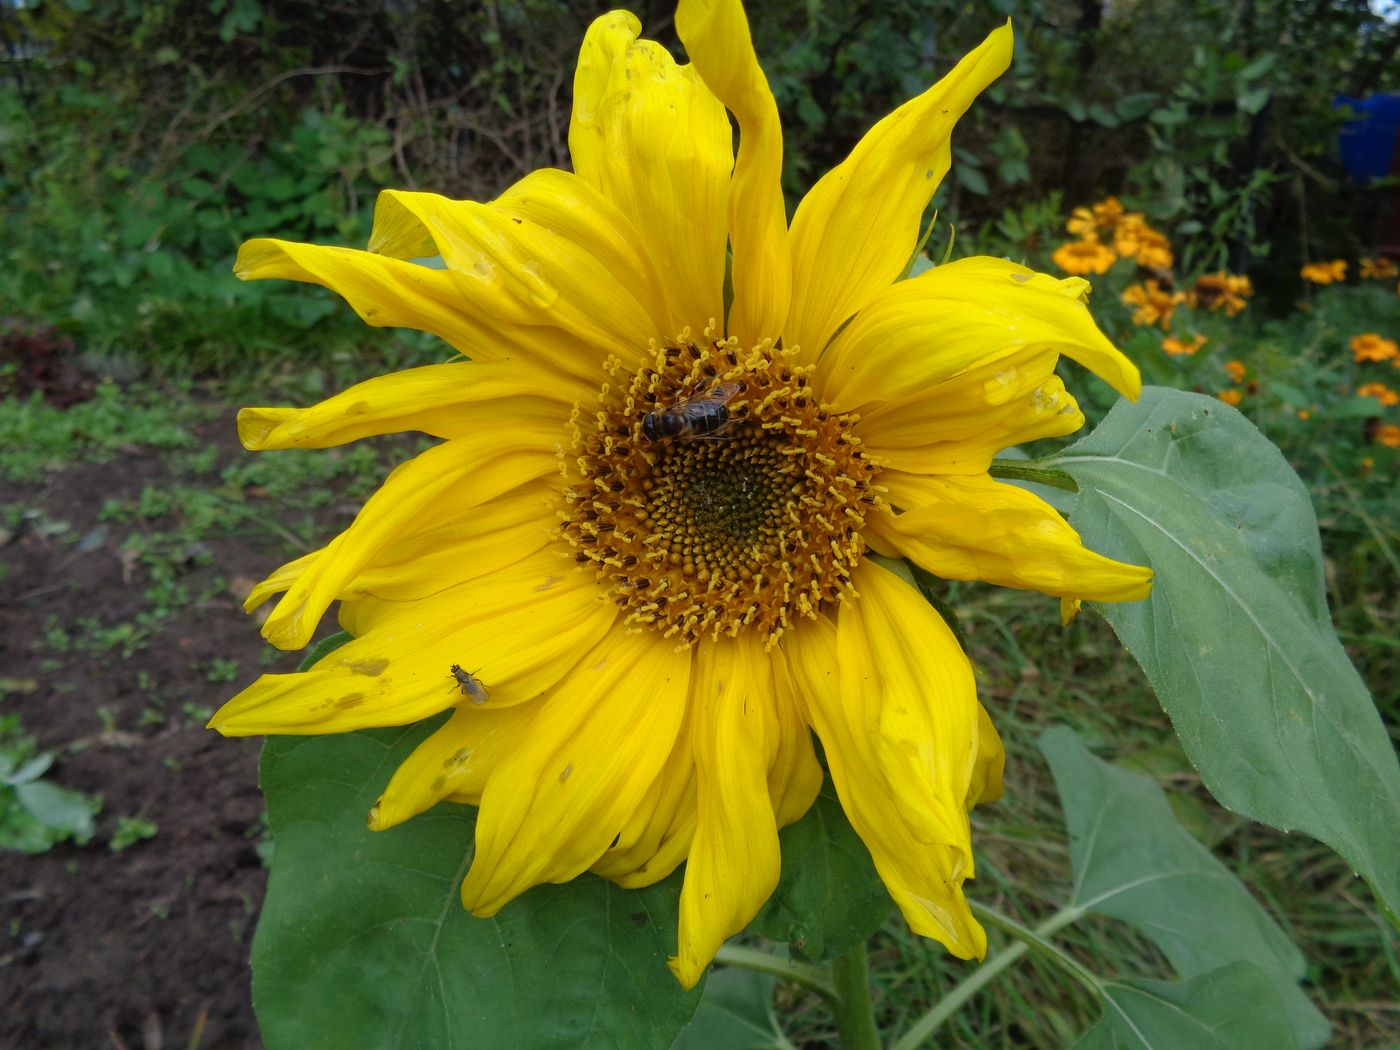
{"left": 1357, "top": 383, "right": 1400, "bottom": 407}
{"left": 1218, "top": 388, "right": 1244, "bottom": 406}
{"left": 1351, "top": 333, "right": 1399, "bottom": 363}
{"left": 1188, "top": 271, "right": 1253, "bottom": 316}
{"left": 1297, "top": 409, "right": 1311, "bottom": 420}
{"left": 1052, "top": 236, "right": 1117, "bottom": 275}
{"left": 1300, "top": 259, "right": 1347, "bottom": 284}
{"left": 1161, "top": 334, "right": 1208, "bottom": 356}
{"left": 1121, "top": 279, "right": 1184, "bottom": 328}
{"left": 1360, "top": 257, "right": 1398, "bottom": 280}
{"left": 1066, "top": 196, "right": 1125, "bottom": 237}
{"left": 1376, "top": 425, "right": 1400, "bottom": 449}
{"left": 1112, "top": 214, "right": 1173, "bottom": 270}
{"left": 1224, "top": 359, "right": 1247, "bottom": 383}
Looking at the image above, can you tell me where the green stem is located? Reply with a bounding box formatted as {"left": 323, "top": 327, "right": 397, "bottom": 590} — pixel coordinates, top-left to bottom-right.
{"left": 988, "top": 459, "right": 1080, "bottom": 493}
{"left": 829, "top": 941, "right": 882, "bottom": 1050}
{"left": 714, "top": 944, "right": 836, "bottom": 1002}
{"left": 890, "top": 904, "right": 1093, "bottom": 1050}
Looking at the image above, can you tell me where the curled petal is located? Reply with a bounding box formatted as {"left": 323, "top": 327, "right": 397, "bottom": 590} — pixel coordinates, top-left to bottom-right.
{"left": 237, "top": 361, "right": 573, "bottom": 450}
{"left": 677, "top": 0, "right": 791, "bottom": 344}
{"left": 368, "top": 702, "right": 538, "bottom": 829}
{"left": 786, "top": 578, "right": 986, "bottom": 958}
{"left": 211, "top": 551, "right": 617, "bottom": 736}
{"left": 872, "top": 471, "right": 1154, "bottom": 602}
{"left": 818, "top": 256, "right": 1139, "bottom": 409}
{"left": 671, "top": 635, "right": 783, "bottom": 989}
{"left": 570, "top": 12, "right": 731, "bottom": 335}
{"left": 858, "top": 347, "right": 1085, "bottom": 474}
{"left": 373, "top": 171, "right": 670, "bottom": 368}
{"left": 461, "top": 625, "right": 693, "bottom": 915}
{"left": 259, "top": 437, "right": 558, "bottom": 650}
{"left": 786, "top": 23, "right": 1013, "bottom": 357}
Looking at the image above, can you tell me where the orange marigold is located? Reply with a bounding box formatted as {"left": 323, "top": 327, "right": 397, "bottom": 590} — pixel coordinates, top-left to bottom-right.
{"left": 1225, "top": 359, "right": 1247, "bottom": 383}
{"left": 1351, "top": 333, "right": 1399, "bottom": 363}
{"left": 1300, "top": 259, "right": 1347, "bottom": 284}
{"left": 1188, "top": 271, "right": 1253, "bottom": 316}
{"left": 1377, "top": 425, "right": 1400, "bottom": 449}
{"left": 1066, "top": 196, "right": 1125, "bottom": 237}
{"left": 1161, "top": 334, "right": 1208, "bottom": 356}
{"left": 1218, "top": 388, "right": 1244, "bottom": 406}
{"left": 1357, "top": 383, "right": 1400, "bottom": 407}
{"left": 1121, "top": 279, "right": 1184, "bottom": 329}
{"left": 1052, "top": 236, "right": 1117, "bottom": 275}
{"left": 1360, "top": 257, "right": 1398, "bottom": 280}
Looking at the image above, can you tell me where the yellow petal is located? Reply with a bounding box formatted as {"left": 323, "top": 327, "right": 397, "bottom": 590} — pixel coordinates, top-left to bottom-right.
{"left": 374, "top": 170, "right": 669, "bottom": 368}
{"left": 785, "top": 23, "right": 1013, "bottom": 357}
{"left": 786, "top": 601, "right": 986, "bottom": 958}
{"left": 841, "top": 561, "right": 978, "bottom": 850}
{"left": 856, "top": 348, "right": 1084, "bottom": 474}
{"left": 871, "top": 472, "right": 1154, "bottom": 602}
{"left": 676, "top": 0, "right": 791, "bottom": 345}
{"left": 237, "top": 361, "right": 574, "bottom": 450}
{"left": 260, "top": 436, "right": 557, "bottom": 650}
{"left": 818, "top": 256, "right": 1138, "bottom": 410}
{"left": 368, "top": 702, "right": 538, "bottom": 830}
{"left": 340, "top": 482, "right": 559, "bottom": 605}
{"left": 671, "top": 635, "right": 783, "bottom": 989}
{"left": 590, "top": 700, "right": 699, "bottom": 888}
{"left": 235, "top": 237, "right": 482, "bottom": 352}
{"left": 967, "top": 703, "right": 1005, "bottom": 807}
{"left": 461, "top": 624, "right": 693, "bottom": 915}
{"left": 767, "top": 644, "right": 825, "bottom": 826}
{"left": 569, "top": 12, "right": 732, "bottom": 335}
{"left": 211, "top": 550, "right": 617, "bottom": 736}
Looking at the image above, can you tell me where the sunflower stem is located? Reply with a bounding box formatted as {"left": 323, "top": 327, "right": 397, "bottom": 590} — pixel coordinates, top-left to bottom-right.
{"left": 889, "top": 903, "right": 1096, "bottom": 1050}
{"left": 714, "top": 945, "right": 837, "bottom": 1002}
{"left": 988, "top": 459, "right": 1080, "bottom": 493}
{"left": 829, "top": 941, "right": 882, "bottom": 1050}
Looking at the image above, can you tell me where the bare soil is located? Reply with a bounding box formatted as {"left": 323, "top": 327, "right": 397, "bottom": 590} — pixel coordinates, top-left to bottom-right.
{"left": 0, "top": 399, "right": 344, "bottom": 1049}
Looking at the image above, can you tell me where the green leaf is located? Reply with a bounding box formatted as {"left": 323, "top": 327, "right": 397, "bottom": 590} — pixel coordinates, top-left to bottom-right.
{"left": 1048, "top": 387, "right": 1400, "bottom": 930}
{"left": 1040, "top": 727, "right": 1328, "bottom": 1046}
{"left": 1073, "top": 963, "right": 1302, "bottom": 1050}
{"left": 296, "top": 630, "right": 353, "bottom": 672}
{"left": 672, "top": 968, "right": 790, "bottom": 1050}
{"left": 1116, "top": 92, "right": 1159, "bottom": 122}
{"left": 1237, "top": 88, "right": 1271, "bottom": 115}
{"left": 253, "top": 722, "right": 701, "bottom": 1050}
{"left": 8, "top": 779, "right": 99, "bottom": 851}
{"left": 748, "top": 779, "right": 891, "bottom": 962}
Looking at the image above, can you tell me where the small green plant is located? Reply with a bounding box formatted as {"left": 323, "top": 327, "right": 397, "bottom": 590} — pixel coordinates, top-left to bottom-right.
{"left": 205, "top": 657, "right": 241, "bottom": 683}
{"left": 0, "top": 715, "right": 101, "bottom": 853}
{"left": 110, "top": 815, "right": 159, "bottom": 851}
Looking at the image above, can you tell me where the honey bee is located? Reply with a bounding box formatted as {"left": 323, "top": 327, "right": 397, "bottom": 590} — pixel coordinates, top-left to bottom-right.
{"left": 449, "top": 664, "right": 489, "bottom": 705}
{"left": 642, "top": 381, "right": 741, "bottom": 441}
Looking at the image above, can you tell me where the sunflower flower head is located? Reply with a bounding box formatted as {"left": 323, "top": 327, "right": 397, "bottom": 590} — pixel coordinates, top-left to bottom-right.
{"left": 211, "top": 1, "right": 1151, "bottom": 990}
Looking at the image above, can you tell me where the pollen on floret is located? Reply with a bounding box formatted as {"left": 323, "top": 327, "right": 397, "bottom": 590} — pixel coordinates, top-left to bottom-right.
{"left": 561, "top": 333, "right": 882, "bottom": 648}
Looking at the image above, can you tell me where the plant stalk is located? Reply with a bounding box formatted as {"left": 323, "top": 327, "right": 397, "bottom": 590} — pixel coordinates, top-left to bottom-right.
{"left": 829, "top": 941, "right": 882, "bottom": 1050}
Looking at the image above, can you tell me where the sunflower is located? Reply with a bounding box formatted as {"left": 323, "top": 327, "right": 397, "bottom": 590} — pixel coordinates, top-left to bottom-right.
{"left": 210, "top": 1, "right": 1151, "bottom": 989}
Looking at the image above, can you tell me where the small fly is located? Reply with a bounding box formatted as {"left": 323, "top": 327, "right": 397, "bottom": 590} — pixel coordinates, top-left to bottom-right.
{"left": 449, "top": 664, "right": 489, "bottom": 705}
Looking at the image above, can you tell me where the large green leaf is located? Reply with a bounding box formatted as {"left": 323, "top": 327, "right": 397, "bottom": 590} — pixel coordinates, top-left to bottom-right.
{"left": 748, "top": 778, "right": 892, "bottom": 962}
{"left": 1041, "top": 727, "right": 1327, "bottom": 1047}
{"left": 1073, "top": 963, "right": 1301, "bottom": 1050}
{"left": 253, "top": 722, "right": 702, "bottom": 1050}
{"left": 672, "top": 968, "right": 791, "bottom": 1050}
{"left": 1049, "top": 387, "right": 1400, "bottom": 928}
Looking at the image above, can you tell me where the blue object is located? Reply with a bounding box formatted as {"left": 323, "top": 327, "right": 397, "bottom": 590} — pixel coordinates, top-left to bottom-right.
{"left": 1336, "top": 93, "right": 1400, "bottom": 184}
